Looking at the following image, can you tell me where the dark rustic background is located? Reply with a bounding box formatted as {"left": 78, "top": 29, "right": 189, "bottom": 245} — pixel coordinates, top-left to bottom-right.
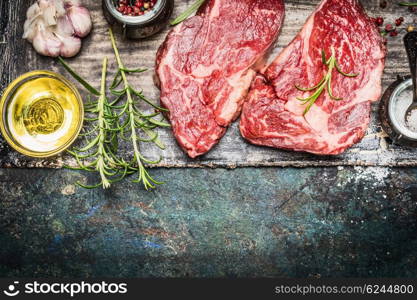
{"left": 1, "top": 0, "right": 417, "bottom": 278}
{"left": 1, "top": 166, "right": 417, "bottom": 278}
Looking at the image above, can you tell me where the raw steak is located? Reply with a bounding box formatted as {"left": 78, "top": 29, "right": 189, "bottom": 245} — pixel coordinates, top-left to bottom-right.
{"left": 240, "top": 0, "right": 386, "bottom": 155}
{"left": 156, "top": 0, "right": 285, "bottom": 158}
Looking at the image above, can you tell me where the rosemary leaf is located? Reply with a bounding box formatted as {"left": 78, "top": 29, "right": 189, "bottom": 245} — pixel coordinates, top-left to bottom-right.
{"left": 170, "top": 0, "right": 206, "bottom": 26}
{"left": 321, "top": 50, "right": 327, "bottom": 65}
{"left": 57, "top": 57, "right": 100, "bottom": 96}
{"left": 62, "top": 29, "right": 170, "bottom": 190}
{"left": 399, "top": 2, "right": 417, "bottom": 6}
{"left": 109, "top": 28, "right": 168, "bottom": 190}
{"left": 120, "top": 67, "right": 148, "bottom": 73}
{"left": 295, "top": 47, "right": 359, "bottom": 115}
{"left": 335, "top": 62, "right": 358, "bottom": 78}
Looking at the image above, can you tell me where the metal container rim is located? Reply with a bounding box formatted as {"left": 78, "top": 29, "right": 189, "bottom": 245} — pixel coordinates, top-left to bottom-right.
{"left": 387, "top": 78, "right": 417, "bottom": 141}
{"left": 103, "top": 0, "right": 166, "bottom": 26}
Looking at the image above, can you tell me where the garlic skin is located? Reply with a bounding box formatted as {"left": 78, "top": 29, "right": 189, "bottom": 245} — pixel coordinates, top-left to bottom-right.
{"left": 59, "top": 36, "right": 82, "bottom": 57}
{"left": 67, "top": 6, "right": 92, "bottom": 38}
{"left": 32, "top": 24, "right": 61, "bottom": 57}
{"left": 56, "top": 15, "right": 75, "bottom": 36}
{"left": 64, "top": 0, "right": 82, "bottom": 7}
{"left": 26, "top": 3, "right": 42, "bottom": 19}
{"left": 23, "top": 0, "right": 92, "bottom": 58}
{"left": 54, "top": 0, "right": 66, "bottom": 15}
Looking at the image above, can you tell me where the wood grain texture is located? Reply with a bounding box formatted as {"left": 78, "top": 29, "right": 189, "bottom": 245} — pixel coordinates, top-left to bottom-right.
{"left": 0, "top": 0, "right": 416, "bottom": 168}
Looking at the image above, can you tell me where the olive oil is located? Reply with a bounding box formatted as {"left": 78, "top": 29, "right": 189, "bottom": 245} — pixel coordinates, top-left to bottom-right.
{"left": 0, "top": 71, "right": 83, "bottom": 157}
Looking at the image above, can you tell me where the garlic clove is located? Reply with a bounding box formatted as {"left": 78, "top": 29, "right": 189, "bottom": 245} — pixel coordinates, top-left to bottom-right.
{"left": 33, "top": 27, "right": 62, "bottom": 57}
{"left": 59, "top": 36, "right": 82, "bottom": 57}
{"left": 56, "top": 15, "right": 75, "bottom": 37}
{"left": 67, "top": 6, "right": 92, "bottom": 38}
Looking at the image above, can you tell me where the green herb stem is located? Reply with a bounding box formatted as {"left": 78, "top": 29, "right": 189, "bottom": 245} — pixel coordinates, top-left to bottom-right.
{"left": 96, "top": 58, "right": 111, "bottom": 188}
{"left": 62, "top": 57, "right": 121, "bottom": 189}
{"left": 58, "top": 57, "right": 100, "bottom": 96}
{"left": 109, "top": 28, "right": 165, "bottom": 190}
{"left": 295, "top": 47, "right": 358, "bottom": 115}
{"left": 170, "top": 0, "right": 206, "bottom": 25}
{"left": 399, "top": 2, "right": 417, "bottom": 6}
{"left": 60, "top": 29, "right": 169, "bottom": 190}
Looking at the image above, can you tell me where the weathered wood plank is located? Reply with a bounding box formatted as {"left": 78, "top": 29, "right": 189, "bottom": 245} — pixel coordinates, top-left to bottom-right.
{"left": 1, "top": 0, "right": 417, "bottom": 168}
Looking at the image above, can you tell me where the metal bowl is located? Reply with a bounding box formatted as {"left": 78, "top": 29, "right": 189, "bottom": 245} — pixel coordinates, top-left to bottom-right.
{"left": 102, "top": 0, "right": 174, "bottom": 39}
{"left": 380, "top": 75, "right": 417, "bottom": 145}
{"left": 0, "top": 71, "right": 84, "bottom": 158}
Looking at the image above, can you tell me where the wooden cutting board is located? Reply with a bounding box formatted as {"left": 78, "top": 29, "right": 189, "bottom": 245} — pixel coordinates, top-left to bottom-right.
{"left": 0, "top": 0, "right": 416, "bottom": 168}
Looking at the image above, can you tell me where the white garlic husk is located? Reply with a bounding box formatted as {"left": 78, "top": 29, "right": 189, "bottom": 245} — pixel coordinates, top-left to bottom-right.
{"left": 23, "top": 19, "right": 38, "bottom": 42}
{"left": 54, "top": 0, "right": 66, "bottom": 16}
{"left": 23, "top": 0, "right": 92, "bottom": 58}
{"left": 26, "top": 2, "right": 42, "bottom": 19}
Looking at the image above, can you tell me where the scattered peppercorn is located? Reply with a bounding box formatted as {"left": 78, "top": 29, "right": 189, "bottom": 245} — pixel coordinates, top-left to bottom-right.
{"left": 116, "top": 0, "right": 157, "bottom": 16}
{"left": 385, "top": 23, "right": 394, "bottom": 32}
{"left": 395, "top": 17, "right": 404, "bottom": 26}
{"left": 389, "top": 30, "right": 398, "bottom": 37}
{"left": 374, "top": 16, "right": 384, "bottom": 26}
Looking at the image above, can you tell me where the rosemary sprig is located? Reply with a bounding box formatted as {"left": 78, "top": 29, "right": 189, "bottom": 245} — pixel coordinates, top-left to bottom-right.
{"left": 108, "top": 28, "right": 170, "bottom": 190}
{"left": 170, "top": 0, "right": 205, "bottom": 25}
{"left": 65, "top": 57, "right": 128, "bottom": 189}
{"left": 295, "top": 47, "right": 358, "bottom": 115}
{"left": 59, "top": 29, "right": 170, "bottom": 190}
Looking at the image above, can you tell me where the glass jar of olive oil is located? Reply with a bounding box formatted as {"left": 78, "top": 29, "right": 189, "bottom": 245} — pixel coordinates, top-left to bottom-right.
{"left": 0, "top": 71, "right": 84, "bottom": 157}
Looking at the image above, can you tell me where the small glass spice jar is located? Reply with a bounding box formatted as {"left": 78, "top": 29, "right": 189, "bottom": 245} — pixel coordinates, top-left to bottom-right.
{"left": 102, "top": 0, "right": 174, "bottom": 39}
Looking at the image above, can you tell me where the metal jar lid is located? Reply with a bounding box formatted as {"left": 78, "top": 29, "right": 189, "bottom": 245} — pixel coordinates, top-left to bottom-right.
{"left": 102, "top": 0, "right": 173, "bottom": 39}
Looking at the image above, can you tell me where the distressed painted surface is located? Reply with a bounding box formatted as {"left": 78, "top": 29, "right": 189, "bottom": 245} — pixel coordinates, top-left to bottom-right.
{"left": 2, "top": 0, "right": 417, "bottom": 168}
{"left": 0, "top": 167, "right": 417, "bottom": 278}
{"left": 1, "top": 0, "right": 416, "bottom": 280}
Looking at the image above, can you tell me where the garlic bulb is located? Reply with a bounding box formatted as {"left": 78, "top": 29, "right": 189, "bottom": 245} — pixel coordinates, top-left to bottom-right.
{"left": 23, "top": 0, "right": 92, "bottom": 58}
